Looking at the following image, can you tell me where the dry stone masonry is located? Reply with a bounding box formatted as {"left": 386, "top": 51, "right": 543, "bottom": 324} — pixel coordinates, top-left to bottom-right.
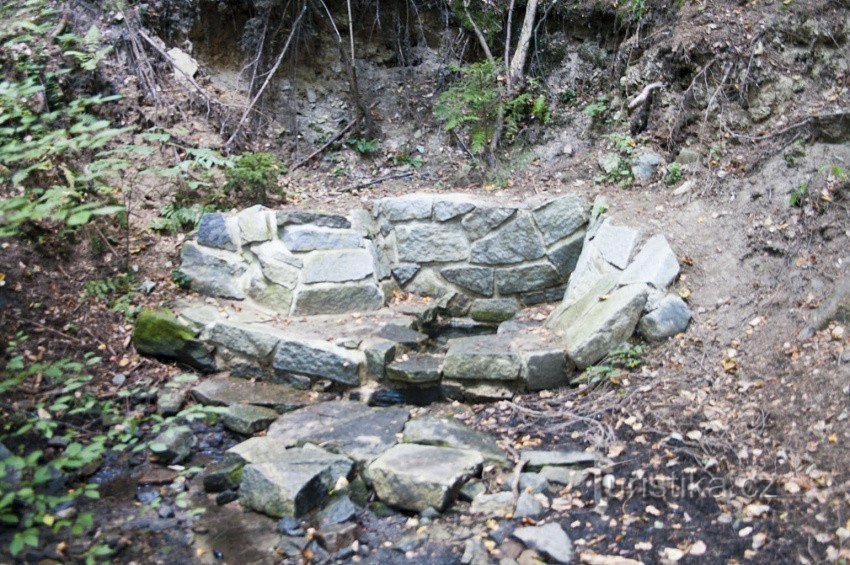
{"left": 138, "top": 192, "right": 693, "bottom": 399}
{"left": 133, "top": 192, "right": 695, "bottom": 552}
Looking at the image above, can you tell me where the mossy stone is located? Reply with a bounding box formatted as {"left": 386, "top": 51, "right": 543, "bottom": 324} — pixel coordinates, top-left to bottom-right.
{"left": 133, "top": 309, "right": 216, "bottom": 371}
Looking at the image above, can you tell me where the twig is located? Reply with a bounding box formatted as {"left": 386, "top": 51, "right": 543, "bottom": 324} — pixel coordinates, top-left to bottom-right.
{"left": 728, "top": 109, "right": 850, "bottom": 142}
{"left": 337, "top": 171, "right": 414, "bottom": 193}
{"left": 135, "top": 26, "right": 211, "bottom": 114}
{"left": 628, "top": 81, "right": 665, "bottom": 111}
{"left": 510, "top": 457, "right": 528, "bottom": 500}
{"left": 224, "top": 3, "right": 308, "bottom": 149}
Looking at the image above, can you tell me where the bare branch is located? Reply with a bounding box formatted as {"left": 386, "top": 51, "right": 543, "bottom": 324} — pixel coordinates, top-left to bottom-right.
{"left": 224, "top": 3, "right": 307, "bottom": 149}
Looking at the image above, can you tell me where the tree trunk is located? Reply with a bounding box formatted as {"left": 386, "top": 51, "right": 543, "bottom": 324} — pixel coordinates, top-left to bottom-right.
{"left": 509, "top": 0, "right": 539, "bottom": 86}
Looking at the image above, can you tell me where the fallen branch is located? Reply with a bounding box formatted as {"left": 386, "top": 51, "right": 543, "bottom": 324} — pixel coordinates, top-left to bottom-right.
{"left": 224, "top": 3, "right": 308, "bottom": 149}
{"left": 628, "top": 81, "right": 665, "bottom": 111}
{"left": 729, "top": 109, "right": 850, "bottom": 142}
{"left": 135, "top": 26, "right": 211, "bottom": 113}
{"left": 290, "top": 101, "right": 379, "bottom": 170}
{"left": 337, "top": 171, "right": 414, "bottom": 193}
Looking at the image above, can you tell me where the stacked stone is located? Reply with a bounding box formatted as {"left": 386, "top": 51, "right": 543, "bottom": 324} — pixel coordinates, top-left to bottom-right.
{"left": 179, "top": 205, "right": 393, "bottom": 317}
{"left": 545, "top": 205, "right": 692, "bottom": 369}
{"left": 375, "top": 193, "right": 590, "bottom": 317}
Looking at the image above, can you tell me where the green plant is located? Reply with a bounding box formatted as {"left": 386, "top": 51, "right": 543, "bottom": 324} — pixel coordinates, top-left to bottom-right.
{"left": 583, "top": 96, "right": 610, "bottom": 126}
{"left": 789, "top": 183, "right": 808, "bottom": 207}
{"left": 573, "top": 344, "right": 645, "bottom": 386}
{"left": 0, "top": 2, "right": 130, "bottom": 238}
{"left": 595, "top": 133, "right": 636, "bottom": 187}
{"left": 434, "top": 61, "right": 551, "bottom": 156}
{"left": 83, "top": 273, "right": 139, "bottom": 319}
{"left": 151, "top": 202, "right": 211, "bottom": 234}
{"left": 784, "top": 141, "right": 806, "bottom": 168}
{"left": 0, "top": 336, "right": 148, "bottom": 559}
{"left": 617, "top": 0, "right": 648, "bottom": 23}
{"left": 347, "top": 138, "right": 380, "bottom": 156}
{"left": 224, "top": 151, "right": 285, "bottom": 205}
{"left": 665, "top": 162, "right": 684, "bottom": 185}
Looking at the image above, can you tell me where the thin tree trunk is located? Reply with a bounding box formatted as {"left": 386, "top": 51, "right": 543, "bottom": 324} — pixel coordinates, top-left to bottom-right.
{"left": 463, "top": 0, "right": 494, "bottom": 63}
{"left": 509, "top": 0, "right": 538, "bottom": 85}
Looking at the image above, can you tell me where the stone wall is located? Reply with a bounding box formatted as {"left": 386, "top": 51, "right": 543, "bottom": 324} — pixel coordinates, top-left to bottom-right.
{"left": 180, "top": 205, "right": 393, "bottom": 316}
{"left": 374, "top": 193, "right": 590, "bottom": 314}
{"left": 178, "top": 193, "right": 591, "bottom": 317}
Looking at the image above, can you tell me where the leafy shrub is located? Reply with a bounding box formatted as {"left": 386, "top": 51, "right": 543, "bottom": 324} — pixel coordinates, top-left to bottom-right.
{"left": 665, "top": 162, "right": 683, "bottom": 185}
{"left": 583, "top": 96, "right": 610, "bottom": 126}
{"left": 347, "top": 138, "right": 380, "bottom": 156}
{"left": 434, "top": 61, "right": 551, "bottom": 156}
{"left": 0, "top": 2, "right": 128, "bottom": 238}
{"left": 573, "top": 344, "right": 645, "bottom": 386}
{"left": 224, "top": 152, "right": 286, "bottom": 205}
{"left": 151, "top": 202, "right": 211, "bottom": 234}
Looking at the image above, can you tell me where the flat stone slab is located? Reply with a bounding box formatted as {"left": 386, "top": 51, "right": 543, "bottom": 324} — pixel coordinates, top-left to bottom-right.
{"left": 531, "top": 194, "right": 589, "bottom": 245}
{"left": 442, "top": 335, "right": 521, "bottom": 381}
{"left": 386, "top": 355, "right": 442, "bottom": 384}
{"left": 402, "top": 417, "right": 507, "bottom": 466}
{"left": 222, "top": 404, "right": 280, "bottom": 435}
{"left": 376, "top": 324, "right": 430, "bottom": 348}
{"left": 292, "top": 283, "right": 385, "bottom": 316}
{"left": 469, "top": 491, "right": 515, "bottom": 516}
{"left": 395, "top": 223, "right": 469, "bottom": 263}
{"left": 469, "top": 298, "right": 518, "bottom": 324}
{"left": 301, "top": 249, "right": 375, "bottom": 283}
{"left": 192, "top": 378, "right": 317, "bottom": 412}
{"left": 267, "top": 401, "right": 410, "bottom": 465}
{"left": 470, "top": 214, "right": 546, "bottom": 265}
{"left": 240, "top": 446, "right": 353, "bottom": 517}
{"left": 520, "top": 450, "right": 600, "bottom": 470}
{"left": 365, "top": 444, "right": 483, "bottom": 512}
{"left": 282, "top": 226, "right": 363, "bottom": 251}
{"left": 513, "top": 522, "right": 574, "bottom": 564}
{"left": 207, "top": 320, "right": 285, "bottom": 359}
{"left": 273, "top": 337, "right": 366, "bottom": 386}
{"left": 619, "top": 234, "right": 680, "bottom": 288}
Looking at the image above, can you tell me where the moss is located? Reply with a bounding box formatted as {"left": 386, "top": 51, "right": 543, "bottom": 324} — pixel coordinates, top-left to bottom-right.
{"left": 133, "top": 308, "right": 216, "bottom": 372}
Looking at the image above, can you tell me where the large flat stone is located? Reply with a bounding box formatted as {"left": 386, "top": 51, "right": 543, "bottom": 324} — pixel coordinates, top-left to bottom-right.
{"left": 562, "top": 236, "right": 620, "bottom": 305}
{"left": 247, "top": 278, "right": 295, "bottom": 313}
{"left": 276, "top": 210, "right": 351, "bottom": 229}
{"left": 495, "top": 263, "right": 561, "bottom": 295}
{"left": 531, "top": 194, "right": 589, "bottom": 245}
{"left": 395, "top": 223, "right": 469, "bottom": 263}
{"left": 222, "top": 404, "right": 280, "bottom": 435}
{"left": 208, "top": 320, "right": 283, "bottom": 359}
{"left": 470, "top": 214, "right": 546, "bottom": 265}
{"left": 547, "top": 230, "right": 584, "bottom": 279}
{"left": 547, "top": 273, "right": 621, "bottom": 335}
{"left": 620, "top": 234, "right": 680, "bottom": 289}
{"left": 510, "top": 336, "right": 572, "bottom": 392}
{"left": 513, "top": 523, "right": 573, "bottom": 564}
{"left": 302, "top": 249, "right": 375, "bottom": 283}
{"left": 283, "top": 226, "right": 363, "bottom": 252}
{"left": 386, "top": 355, "right": 442, "bottom": 384}
{"left": 197, "top": 212, "right": 239, "bottom": 251}
{"left": 192, "top": 378, "right": 315, "bottom": 412}
{"left": 180, "top": 242, "right": 249, "bottom": 299}
{"left": 375, "top": 324, "right": 429, "bottom": 348}
{"left": 267, "top": 401, "right": 410, "bottom": 465}
{"left": 273, "top": 338, "right": 365, "bottom": 386}
{"left": 469, "top": 298, "right": 518, "bottom": 323}
{"left": 591, "top": 219, "right": 641, "bottom": 269}
{"left": 252, "top": 241, "right": 302, "bottom": 288}
{"left": 292, "top": 283, "right": 384, "bottom": 316}
{"left": 365, "top": 444, "right": 483, "bottom": 511}
{"left": 462, "top": 207, "right": 516, "bottom": 240}
{"left": 442, "top": 335, "right": 521, "bottom": 381}
{"left": 240, "top": 446, "right": 353, "bottom": 517}
{"left": 379, "top": 194, "right": 433, "bottom": 222}
{"left": 441, "top": 266, "right": 494, "bottom": 296}
{"left": 564, "top": 284, "right": 649, "bottom": 368}
{"left": 433, "top": 197, "right": 476, "bottom": 221}
{"left": 402, "top": 417, "right": 507, "bottom": 466}
{"left": 237, "top": 205, "right": 275, "bottom": 243}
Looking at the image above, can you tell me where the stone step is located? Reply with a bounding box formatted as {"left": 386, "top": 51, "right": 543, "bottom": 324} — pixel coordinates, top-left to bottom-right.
{"left": 386, "top": 354, "right": 442, "bottom": 385}
{"left": 192, "top": 377, "right": 321, "bottom": 413}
